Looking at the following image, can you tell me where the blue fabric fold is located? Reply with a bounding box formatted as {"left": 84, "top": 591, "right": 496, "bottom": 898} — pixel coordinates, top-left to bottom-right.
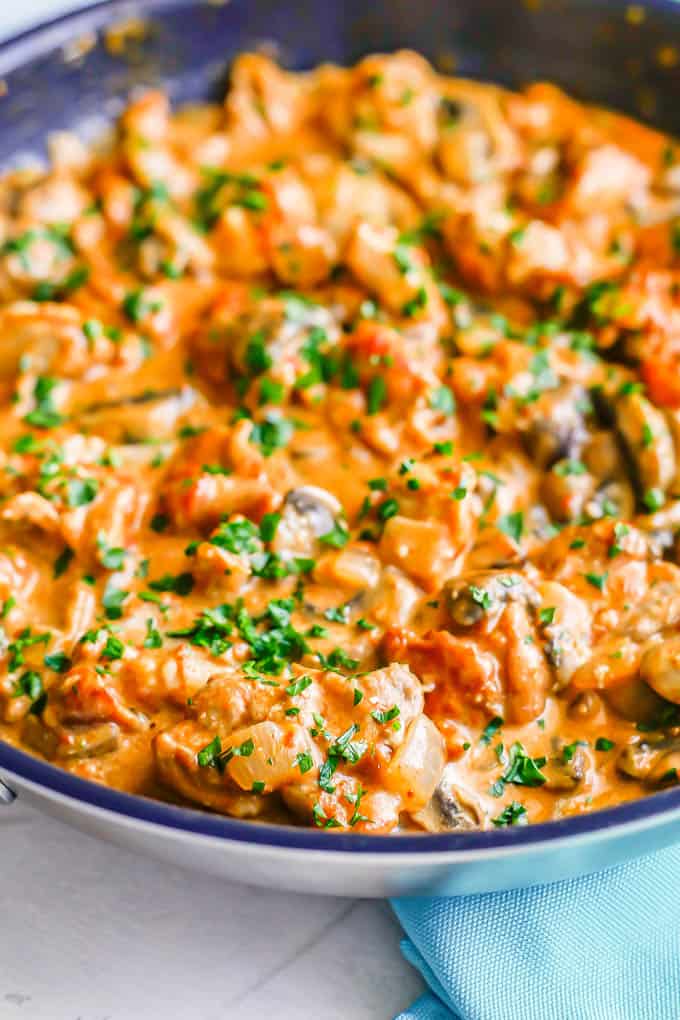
{"left": 392, "top": 846, "right": 680, "bottom": 1020}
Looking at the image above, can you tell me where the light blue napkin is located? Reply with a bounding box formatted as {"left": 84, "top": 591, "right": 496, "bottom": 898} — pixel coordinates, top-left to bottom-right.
{"left": 392, "top": 846, "right": 680, "bottom": 1020}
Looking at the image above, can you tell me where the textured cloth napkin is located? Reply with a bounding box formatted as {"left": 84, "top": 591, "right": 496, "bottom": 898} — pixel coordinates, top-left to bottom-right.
{"left": 392, "top": 845, "right": 680, "bottom": 1020}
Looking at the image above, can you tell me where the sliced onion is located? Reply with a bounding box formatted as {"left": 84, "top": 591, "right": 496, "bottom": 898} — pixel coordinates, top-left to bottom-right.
{"left": 227, "top": 721, "right": 317, "bottom": 792}
{"left": 384, "top": 715, "right": 445, "bottom": 811}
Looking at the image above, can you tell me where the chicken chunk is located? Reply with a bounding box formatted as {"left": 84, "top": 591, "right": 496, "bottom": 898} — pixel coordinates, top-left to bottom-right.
{"left": 154, "top": 662, "right": 440, "bottom": 831}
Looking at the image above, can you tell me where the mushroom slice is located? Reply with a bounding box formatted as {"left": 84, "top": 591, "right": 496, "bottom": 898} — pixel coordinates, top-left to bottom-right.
{"left": 613, "top": 392, "right": 676, "bottom": 507}
{"left": 537, "top": 581, "right": 591, "bottom": 690}
{"left": 56, "top": 722, "right": 121, "bottom": 760}
{"left": 648, "top": 750, "right": 680, "bottom": 787}
{"left": 541, "top": 743, "right": 589, "bottom": 791}
{"left": 520, "top": 385, "right": 588, "bottom": 470}
{"left": 603, "top": 675, "right": 668, "bottom": 725}
{"left": 540, "top": 458, "right": 595, "bottom": 523}
{"left": 21, "top": 717, "right": 120, "bottom": 761}
{"left": 587, "top": 479, "right": 635, "bottom": 522}
{"left": 411, "top": 765, "right": 487, "bottom": 832}
{"left": 617, "top": 736, "right": 680, "bottom": 786}
{"left": 640, "top": 636, "right": 680, "bottom": 705}
{"left": 445, "top": 570, "right": 539, "bottom": 630}
{"left": 272, "top": 485, "right": 344, "bottom": 559}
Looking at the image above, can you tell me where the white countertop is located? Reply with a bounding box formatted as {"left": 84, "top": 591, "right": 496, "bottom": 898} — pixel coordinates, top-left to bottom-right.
{"left": 0, "top": 4, "right": 424, "bottom": 1018}
{"left": 0, "top": 801, "right": 422, "bottom": 1019}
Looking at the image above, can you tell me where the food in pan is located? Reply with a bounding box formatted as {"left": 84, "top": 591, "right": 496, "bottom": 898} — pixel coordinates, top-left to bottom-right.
{"left": 1, "top": 51, "right": 680, "bottom": 833}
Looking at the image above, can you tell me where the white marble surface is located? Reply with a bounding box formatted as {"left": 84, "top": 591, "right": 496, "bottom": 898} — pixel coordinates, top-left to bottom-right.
{"left": 0, "top": 801, "right": 423, "bottom": 1020}
{"left": 0, "top": 4, "right": 424, "bottom": 1018}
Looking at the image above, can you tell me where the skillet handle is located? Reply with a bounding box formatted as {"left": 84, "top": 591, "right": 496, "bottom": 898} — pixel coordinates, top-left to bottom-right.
{"left": 0, "top": 775, "right": 16, "bottom": 804}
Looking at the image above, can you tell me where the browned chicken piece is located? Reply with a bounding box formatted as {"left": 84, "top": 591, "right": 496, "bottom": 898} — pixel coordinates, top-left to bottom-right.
{"left": 155, "top": 662, "right": 444, "bottom": 832}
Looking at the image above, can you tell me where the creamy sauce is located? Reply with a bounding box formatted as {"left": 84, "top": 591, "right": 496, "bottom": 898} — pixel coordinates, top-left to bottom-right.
{"left": 1, "top": 51, "right": 680, "bottom": 833}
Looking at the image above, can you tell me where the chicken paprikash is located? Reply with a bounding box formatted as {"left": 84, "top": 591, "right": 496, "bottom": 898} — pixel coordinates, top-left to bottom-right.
{"left": 1, "top": 51, "right": 680, "bottom": 833}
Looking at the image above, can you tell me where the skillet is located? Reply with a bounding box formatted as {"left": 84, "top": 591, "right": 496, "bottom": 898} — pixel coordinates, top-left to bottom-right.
{"left": 1, "top": 0, "right": 680, "bottom": 896}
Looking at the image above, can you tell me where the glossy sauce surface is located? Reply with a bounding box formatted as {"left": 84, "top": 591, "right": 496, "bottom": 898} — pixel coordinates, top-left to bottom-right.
{"left": 1, "top": 51, "right": 680, "bottom": 833}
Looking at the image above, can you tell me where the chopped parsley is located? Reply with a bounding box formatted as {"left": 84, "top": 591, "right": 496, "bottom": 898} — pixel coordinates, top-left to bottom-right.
{"left": 584, "top": 571, "right": 608, "bottom": 592}
{"left": 609, "top": 522, "right": 629, "bottom": 558}
{"left": 562, "top": 740, "right": 586, "bottom": 763}
{"left": 402, "top": 286, "right": 428, "bottom": 317}
{"left": 249, "top": 413, "right": 294, "bottom": 457}
{"left": 492, "top": 801, "right": 528, "bottom": 827}
{"left": 480, "top": 716, "right": 504, "bottom": 746}
{"left": 259, "top": 512, "right": 281, "bottom": 544}
{"left": 317, "top": 647, "right": 359, "bottom": 671}
{"left": 324, "top": 604, "right": 349, "bottom": 624}
{"left": 371, "top": 704, "right": 400, "bottom": 724}
{"left": 122, "top": 289, "right": 162, "bottom": 323}
{"left": 196, "top": 734, "right": 254, "bottom": 773}
{"left": 97, "top": 533, "right": 126, "bottom": 570}
{"left": 149, "top": 572, "right": 195, "bottom": 596}
{"left": 554, "top": 459, "right": 587, "bottom": 477}
{"left": 497, "top": 742, "right": 547, "bottom": 791}
{"left": 150, "top": 513, "right": 170, "bottom": 533}
{"left": 319, "top": 521, "right": 350, "bottom": 548}
{"left": 366, "top": 376, "right": 387, "bottom": 415}
{"left": 44, "top": 651, "right": 71, "bottom": 673}
{"left": 67, "top": 478, "right": 99, "bottom": 508}
{"left": 210, "top": 518, "right": 260, "bottom": 556}
{"left": 643, "top": 488, "right": 665, "bottom": 513}
{"left": 430, "top": 385, "right": 455, "bottom": 416}
{"left": 168, "top": 604, "right": 233, "bottom": 657}
{"left": 295, "top": 751, "right": 314, "bottom": 774}
{"left": 285, "top": 675, "right": 313, "bottom": 697}
{"left": 54, "top": 546, "right": 74, "bottom": 578}
{"left": 497, "top": 511, "right": 524, "bottom": 543}
{"left": 101, "top": 635, "right": 125, "bottom": 661}
{"left": 102, "top": 580, "right": 128, "bottom": 620}
{"left": 144, "top": 618, "right": 163, "bottom": 649}
{"left": 377, "top": 497, "right": 399, "bottom": 522}
{"left": 12, "top": 669, "right": 43, "bottom": 703}
{"left": 24, "top": 376, "right": 64, "bottom": 429}
{"left": 8, "top": 628, "right": 50, "bottom": 672}
{"left": 317, "top": 720, "right": 368, "bottom": 795}
{"left": 470, "top": 585, "right": 492, "bottom": 612}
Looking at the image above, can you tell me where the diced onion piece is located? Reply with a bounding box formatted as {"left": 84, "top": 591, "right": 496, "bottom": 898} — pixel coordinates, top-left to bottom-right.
{"left": 227, "top": 721, "right": 318, "bottom": 791}
{"left": 383, "top": 715, "right": 445, "bottom": 810}
{"left": 313, "top": 545, "right": 381, "bottom": 591}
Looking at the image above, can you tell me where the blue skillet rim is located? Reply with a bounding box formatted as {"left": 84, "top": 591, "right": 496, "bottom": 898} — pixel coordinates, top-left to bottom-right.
{"left": 1, "top": 0, "right": 680, "bottom": 853}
